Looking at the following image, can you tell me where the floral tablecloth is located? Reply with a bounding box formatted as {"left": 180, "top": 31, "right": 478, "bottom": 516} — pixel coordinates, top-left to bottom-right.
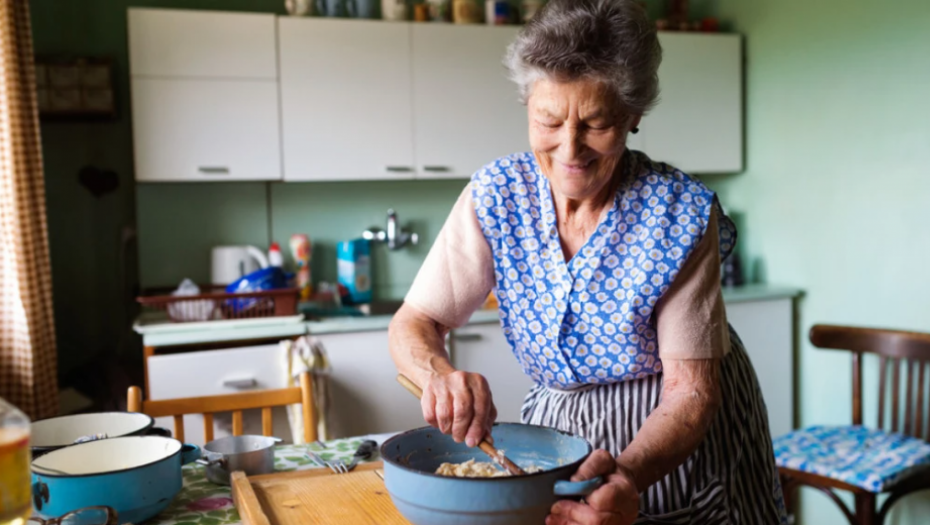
{"left": 149, "top": 435, "right": 395, "bottom": 525}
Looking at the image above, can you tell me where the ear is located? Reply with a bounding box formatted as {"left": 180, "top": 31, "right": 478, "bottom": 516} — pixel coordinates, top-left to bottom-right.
{"left": 628, "top": 115, "right": 642, "bottom": 133}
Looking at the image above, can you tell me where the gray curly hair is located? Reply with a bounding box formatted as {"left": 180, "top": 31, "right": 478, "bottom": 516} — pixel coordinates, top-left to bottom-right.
{"left": 504, "top": 0, "right": 662, "bottom": 116}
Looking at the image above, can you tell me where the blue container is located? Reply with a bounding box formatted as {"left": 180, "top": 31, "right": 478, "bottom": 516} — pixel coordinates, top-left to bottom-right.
{"left": 225, "top": 266, "right": 289, "bottom": 313}
{"left": 336, "top": 239, "right": 372, "bottom": 305}
{"left": 31, "top": 436, "right": 201, "bottom": 525}
{"left": 380, "top": 423, "right": 602, "bottom": 525}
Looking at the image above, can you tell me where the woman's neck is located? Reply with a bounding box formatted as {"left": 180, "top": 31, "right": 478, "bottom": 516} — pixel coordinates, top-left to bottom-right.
{"left": 552, "top": 156, "right": 627, "bottom": 260}
{"left": 552, "top": 155, "right": 626, "bottom": 228}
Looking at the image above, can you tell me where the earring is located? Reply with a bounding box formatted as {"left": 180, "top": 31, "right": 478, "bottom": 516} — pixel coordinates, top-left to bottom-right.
{"left": 631, "top": 127, "right": 640, "bottom": 134}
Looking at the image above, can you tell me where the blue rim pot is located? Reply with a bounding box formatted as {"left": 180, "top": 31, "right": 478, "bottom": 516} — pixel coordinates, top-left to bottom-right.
{"left": 31, "top": 436, "right": 200, "bottom": 525}
{"left": 380, "top": 423, "right": 603, "bottom": 525}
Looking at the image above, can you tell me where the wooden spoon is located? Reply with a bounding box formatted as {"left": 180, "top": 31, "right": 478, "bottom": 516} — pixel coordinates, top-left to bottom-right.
{"left": 396, "top": 374, "right": 526, "bottom": 476}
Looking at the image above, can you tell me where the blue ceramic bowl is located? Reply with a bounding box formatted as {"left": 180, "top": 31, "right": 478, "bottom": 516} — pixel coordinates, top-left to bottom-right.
{"left": 31, "top": 436, "right": 201, "bottom": 525}
{"left": 380, "top": 423, "right": 601, "bottom": 525}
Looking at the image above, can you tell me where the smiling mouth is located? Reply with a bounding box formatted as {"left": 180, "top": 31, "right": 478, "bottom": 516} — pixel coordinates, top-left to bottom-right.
{"left": 558, "top": 160, "right": 594, "bottom": 172}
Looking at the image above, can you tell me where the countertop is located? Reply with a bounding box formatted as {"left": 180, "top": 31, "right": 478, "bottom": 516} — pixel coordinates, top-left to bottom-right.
{"left": 135, "top": 284, "right": 802, "bottom": 347}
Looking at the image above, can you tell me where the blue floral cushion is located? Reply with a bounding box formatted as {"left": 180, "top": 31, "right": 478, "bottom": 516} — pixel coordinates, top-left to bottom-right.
{"left": 773, "top": 425, "right": 930, "bottom": 492}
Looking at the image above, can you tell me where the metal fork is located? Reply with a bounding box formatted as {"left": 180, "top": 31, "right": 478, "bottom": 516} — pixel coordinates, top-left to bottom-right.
{"left": 306, "top": 450, "right": 349, "bottom": 474}
{"left": 307, "top": 440, "right": 378, "bottom": 474}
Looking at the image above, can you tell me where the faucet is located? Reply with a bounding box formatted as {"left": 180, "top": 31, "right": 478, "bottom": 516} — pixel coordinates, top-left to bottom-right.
{"left": 363, "top": 209, "right": 419, "bottom": 251}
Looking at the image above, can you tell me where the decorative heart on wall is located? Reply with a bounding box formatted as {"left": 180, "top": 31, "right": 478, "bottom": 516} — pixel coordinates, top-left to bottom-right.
{"left": 77, "top": 165, "right": 119, "bottom": 197}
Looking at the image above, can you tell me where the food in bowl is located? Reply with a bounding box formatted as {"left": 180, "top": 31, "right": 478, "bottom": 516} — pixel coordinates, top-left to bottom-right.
{"left": 435, "top": 456, "right": 544, "bottom": 478}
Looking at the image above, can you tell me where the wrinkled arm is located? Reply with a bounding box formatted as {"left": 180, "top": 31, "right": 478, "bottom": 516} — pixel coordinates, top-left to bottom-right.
{"left": 388, "top": 304, "right": 455, "bottom": 388}
{"left": 616, "top": 357, "right": 721, "bottom": 490}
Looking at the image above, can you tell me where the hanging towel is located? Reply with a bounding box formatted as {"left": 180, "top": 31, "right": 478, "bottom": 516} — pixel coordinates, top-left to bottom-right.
{"left": 281, "top": 335, "right": 332, "bottom": 443}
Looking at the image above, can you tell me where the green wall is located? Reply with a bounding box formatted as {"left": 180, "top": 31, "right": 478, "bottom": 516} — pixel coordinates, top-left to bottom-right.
{"left": 136, "top": 179, "right": 466, "bottom": 298}
{"left": 712, "top": 0, "right": 930, "bottom": 523}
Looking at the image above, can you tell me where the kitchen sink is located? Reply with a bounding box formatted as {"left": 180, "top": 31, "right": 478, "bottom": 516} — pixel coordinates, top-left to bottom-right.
{"left": 358, "top": 299, "right": 405, "bottom": 316}
{"left": 299, "top": 298, "right": 406, "bottom": 319}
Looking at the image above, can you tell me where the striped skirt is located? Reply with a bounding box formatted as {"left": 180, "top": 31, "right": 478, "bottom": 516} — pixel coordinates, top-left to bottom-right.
{"left": 521, "top": 327, "right": 787, "bottom": 524}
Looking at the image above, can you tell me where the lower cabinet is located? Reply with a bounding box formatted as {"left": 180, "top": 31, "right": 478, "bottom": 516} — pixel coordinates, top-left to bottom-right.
{"left": 147, "top": 343, "right": 293, "bottom": 445}
{"left": 725, "top": 297, "right": 795, "bottom": 439}
{"left": 315, "top": 330, "right": 425, "bottom": 438}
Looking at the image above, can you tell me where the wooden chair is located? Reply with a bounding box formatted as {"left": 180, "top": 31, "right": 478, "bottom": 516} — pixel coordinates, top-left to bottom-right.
{"left": 778, "top": 324, "right": 930, "bottom": 525}
{"left": 127, "top": 371, "right": 317, "bottom": 443}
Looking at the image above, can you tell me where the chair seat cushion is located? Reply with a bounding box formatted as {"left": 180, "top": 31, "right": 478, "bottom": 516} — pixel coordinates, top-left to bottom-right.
{"left": 773, "top": 425, "right": 930, "bottom": 492}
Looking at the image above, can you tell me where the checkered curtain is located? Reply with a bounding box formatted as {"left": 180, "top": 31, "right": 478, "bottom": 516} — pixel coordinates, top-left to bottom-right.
{"left": 0, "top": 0, "right": 58, "bottom": 420}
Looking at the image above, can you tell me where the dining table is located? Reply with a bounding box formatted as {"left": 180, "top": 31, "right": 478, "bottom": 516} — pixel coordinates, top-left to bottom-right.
{"left": 147, "top": 432, "right": 398, "bottom": 525}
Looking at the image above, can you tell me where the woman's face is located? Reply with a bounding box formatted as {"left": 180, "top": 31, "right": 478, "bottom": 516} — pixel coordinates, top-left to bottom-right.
{"left": 528, "top": 78, "right": 640, "bottom": 203}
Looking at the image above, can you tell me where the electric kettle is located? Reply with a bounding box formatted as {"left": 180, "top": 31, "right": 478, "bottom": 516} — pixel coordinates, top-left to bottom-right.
{"left": 211, "top": 245, "right": 269, "bottom": 286}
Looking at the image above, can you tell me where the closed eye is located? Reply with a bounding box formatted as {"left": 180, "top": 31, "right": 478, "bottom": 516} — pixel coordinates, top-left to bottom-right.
{"left": 585, "top": 122, "right": 613, "bottom": 131}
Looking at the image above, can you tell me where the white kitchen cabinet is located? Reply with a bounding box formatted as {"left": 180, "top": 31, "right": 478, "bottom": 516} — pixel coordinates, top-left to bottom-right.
{"left": 131, "top": 78, "right": 281, "bottom": 181}
{"left": 128, "top": 8, "right": 277, "bottom": 79}
{"left": 450, "top": 323, "right": 535, "bottom": 423}
{"left": 128, "top": 8, "right": 282, "bottom": 182}
{"left": 278, "top": 19, "right": 415, "bottom": 181}
{"left": 638, "top": 32, "right": 743, "bottom": 173}
{"left": 726, "top": 297, "right": 795, "bottom": 439}
{"left": 147, "top": 344, "right": 292, "bottom": 445}
{"left": 411, "top": 25, "right": 528, "bottom": 179}
{"left": 318, "top": 330, "right": 425, "bottom": 437}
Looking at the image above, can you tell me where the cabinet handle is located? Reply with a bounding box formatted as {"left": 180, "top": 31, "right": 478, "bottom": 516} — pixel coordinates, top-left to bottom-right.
{"left": 385, "top": 166, "right": 414, "bottom": 173}
{"left": 452, "top": 333, "right": 482, "bottom": 342}
{"left": 223, "top": 378, "right": 257, "bottom": 389}
{"left": 422, "top": 166, "right": 452, "bottom": 173}
{"left": 198, "top": 166, "right": 230, "bottom": 175}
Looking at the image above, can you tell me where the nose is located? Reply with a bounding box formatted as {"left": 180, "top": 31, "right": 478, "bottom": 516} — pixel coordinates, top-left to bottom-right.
{"left": 559, "top": 125, "right": 585, "bottom": 160}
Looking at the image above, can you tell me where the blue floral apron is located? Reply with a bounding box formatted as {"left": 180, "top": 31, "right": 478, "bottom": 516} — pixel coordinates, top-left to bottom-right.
{"left": 472, "top": 150, "right": 736, "bottom": 389}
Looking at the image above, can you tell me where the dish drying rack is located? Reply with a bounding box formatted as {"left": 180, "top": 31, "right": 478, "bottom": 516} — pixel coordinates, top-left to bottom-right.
{"left": 137, "top": 286, "right": 299, "bottom": 323}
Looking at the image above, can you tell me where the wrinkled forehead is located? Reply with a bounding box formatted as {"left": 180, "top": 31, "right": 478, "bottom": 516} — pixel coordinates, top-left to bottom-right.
{"left": 527, "top": 77, "right": 626, "bottom": 121}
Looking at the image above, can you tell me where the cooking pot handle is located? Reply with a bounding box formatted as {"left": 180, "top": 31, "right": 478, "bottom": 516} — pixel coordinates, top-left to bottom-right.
{"left": 181, "top": 444, "right": 202, "bottom": 465}
{"left": 195, "top": 457, "right": 226, "bottom": 468}
{"left": 553, "top": 476, "right": 603, "bottom": 497}
{"left": 146, "top": 427, "right": 172, "bottom": 438}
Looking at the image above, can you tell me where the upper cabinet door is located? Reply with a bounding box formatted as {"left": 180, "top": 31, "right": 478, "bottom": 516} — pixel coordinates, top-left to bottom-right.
{"left": 412, "top": 25, "right": 528, "bottom": 179}
{"left": 638, "top": 33, "right": 743, "bottom": 174}
{"left": 279, "top": 19, "right": 415, "bottom": 181}
{"left": 132, "top": 78, "right": 281, "bottom": 182}
{"left": 128, "top": 8, "right": 277, "bottom": 79}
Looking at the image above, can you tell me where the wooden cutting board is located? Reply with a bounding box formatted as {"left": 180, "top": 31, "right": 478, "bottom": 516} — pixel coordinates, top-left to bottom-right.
{"left": 231, "top": 462, "right": 412, "bottom": 525}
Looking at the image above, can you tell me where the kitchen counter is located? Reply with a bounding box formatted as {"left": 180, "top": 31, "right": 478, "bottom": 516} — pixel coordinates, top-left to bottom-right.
{"left": 134, "top": 285, "right": 802, "bottom": 348}
{"left": 304, "top": 307, "right": 501, "bottom": 335}
{"left": 720, "top": 284, "right": 803, "bottom": 304}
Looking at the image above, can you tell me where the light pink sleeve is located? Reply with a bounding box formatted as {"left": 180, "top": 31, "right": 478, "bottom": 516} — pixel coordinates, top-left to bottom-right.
{"left": 404, "top": 185, "right": 496, "bottom": 328}
{"left": 655, "top": 207, "right": 731, "bottom": 360}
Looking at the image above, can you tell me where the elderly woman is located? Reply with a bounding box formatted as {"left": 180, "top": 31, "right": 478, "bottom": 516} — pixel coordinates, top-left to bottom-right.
{"left": 389, "top": 0, "right": 785, "bottom": 523}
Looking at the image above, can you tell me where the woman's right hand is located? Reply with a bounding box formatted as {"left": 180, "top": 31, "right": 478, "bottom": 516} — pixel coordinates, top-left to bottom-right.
{"left": 421, "top": 371, "right": 497, "bottom": 447}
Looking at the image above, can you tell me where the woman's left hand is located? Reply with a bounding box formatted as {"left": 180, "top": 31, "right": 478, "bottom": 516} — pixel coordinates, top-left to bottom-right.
{"left": 546, "top": 450, "right": 639, "bottom": 525}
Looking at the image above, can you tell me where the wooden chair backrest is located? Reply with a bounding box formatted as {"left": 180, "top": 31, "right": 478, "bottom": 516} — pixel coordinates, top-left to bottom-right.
{"left": 127, "top": 371, "right": 316, "bottom": 443}
{"left": 810, "top": 324, "right": 930, "bottom": 440}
